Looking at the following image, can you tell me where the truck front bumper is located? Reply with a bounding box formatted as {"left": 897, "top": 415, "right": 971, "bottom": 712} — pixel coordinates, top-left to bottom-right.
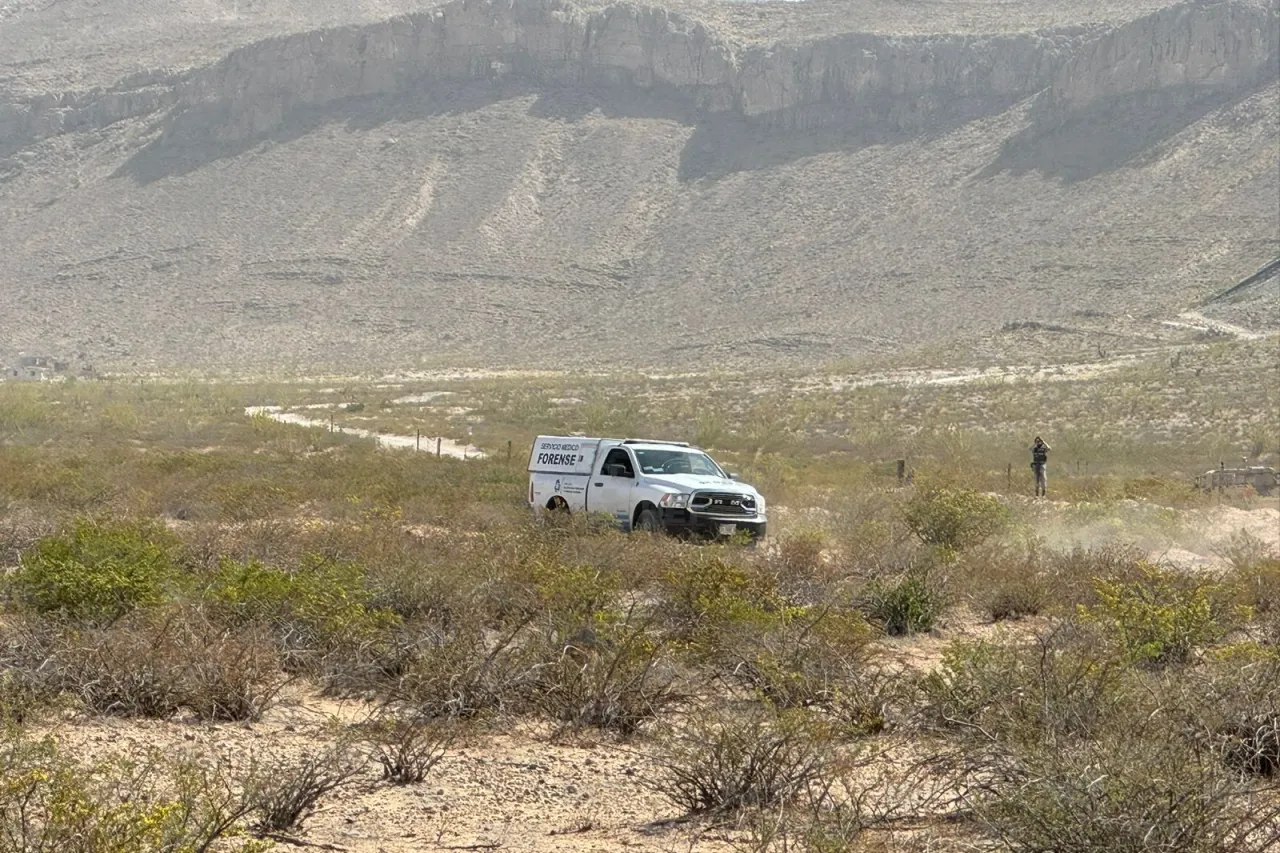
{"left": 658, "top": 508, "right": 766, "bottom": 540}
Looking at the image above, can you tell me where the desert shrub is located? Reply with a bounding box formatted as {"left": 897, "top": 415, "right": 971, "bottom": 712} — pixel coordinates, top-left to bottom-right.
{"left": 360, "top": 713, "right": 456, "bottom": 784}
{"left": 658, "top": 552, "right": 790, "bottom": 651}
{"left": 178, "top": 622, "right": 285, "bottom": 722}
{"left": 0, "top": 615, "right": 62, "bottom": 724}
{"left": 525, "top": 557, "right": 622, "bottom": 626}
{"left": 1219, "top": 533, "right": 1280, "bottom": 617}
{"left": 53, "top": 608, "right": 283, "bottom": 720}
{"left": 248, "top": 739, "right": 365, "bottom": 833}
{"left": 901, "top": 487, "right": 1008, "bottom": 554}
{"left": 923, "top": 625, "right": 1129, "bottom": 746}
{"left": 386, "top": 623, "right": 536, "bottom": 720}
{"left": 205, "top": 555, "right": 399, "bottom": 669}
{"left": 531, "top": 613, "right": 682, "bottom": 735}
{"left": 653, "top": 707, "right": 833, "bottom": 814}
{"left": 975, "top": 728, "right": 1280, "bottom": 853}
{"left": 7, "top": 518, "right": 182, "bottom": 623}
{"left": 0, "top": 735, "right": 267, "bottom": 853}
{"left": 723, "top": 606, "right": 885, "bottom": 733}
{"left": 862, "top": 567, "right": 947, "bottom": 636}
{"left": 1047, "top": 543, "right": 1149, "bottom": 609}
{"left": 962, "top": 542, "right": 1050, "bottom": 622}
{"left": 1184, "top": 649, "right": 1280, "bottom": 778}
{"left": 1081, "top": 562, "right": 1232, "bottom": 667}
{"left": 765, "top": 528, "right": 831, "bottom": 590}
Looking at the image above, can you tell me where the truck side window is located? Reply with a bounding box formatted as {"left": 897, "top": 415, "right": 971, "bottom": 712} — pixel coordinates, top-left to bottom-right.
{"left": 602, "top": 448, "right": 634, "bottom": 478}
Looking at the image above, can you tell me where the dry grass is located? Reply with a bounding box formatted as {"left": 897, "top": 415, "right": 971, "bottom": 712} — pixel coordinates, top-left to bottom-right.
{"left": 0, "top": 373, "right": 1277, "bottom": 850}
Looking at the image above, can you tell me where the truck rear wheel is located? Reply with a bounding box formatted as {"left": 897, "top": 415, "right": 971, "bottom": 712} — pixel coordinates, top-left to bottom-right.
{"left": 548, "top": 496, "right": 569, "bottom": 513}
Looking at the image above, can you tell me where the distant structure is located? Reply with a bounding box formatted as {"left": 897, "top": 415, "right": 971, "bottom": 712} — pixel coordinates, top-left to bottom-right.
{"left": 1195, "top": 461, "right": 1277, "bottom": 497}
{"left": 3, "top": 353, "right": 72, "bottom": 382}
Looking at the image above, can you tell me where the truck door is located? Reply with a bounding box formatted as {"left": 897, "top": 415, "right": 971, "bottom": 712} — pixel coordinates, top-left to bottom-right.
{"left": 593, "top": 447, "right": 637, "bottom": 528}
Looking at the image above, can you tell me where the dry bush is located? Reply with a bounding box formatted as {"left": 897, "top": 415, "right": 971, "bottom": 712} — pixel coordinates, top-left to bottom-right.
{"left": 179, "top": 621, "right": 286, "bottom": 722}
{"left": 927, "top": 629, "right": 1280, "bottom": 852}
{"left": 1219, "top": 532, "right": 1280, "bottom": 617}
{"left": 960, "top": 541, "right": 1050, "bottom": 622}
{"left": 360, "top": 712, "right": 457, "bottom": 784}
{"left": 1046, "top": 543, "right": 1150, "bottom": 609}
{"left": 247, "top": 738, "right": 366, "bottom": 833}
{"left": 386, "top": 622, "right": 538, "bottom": 720}
{"left": 1181, "top": 650, "right": 1280, "bottom": 779}
{"left": 721, "top": 606, "right": 889, "bottom": 734}
{"left": 0, "top": 614, "right": 62, "bottom": 724}
{"left": 652, "top": 706, "right": 834, "bottom": 815}
{"left": 530, "top": 613, "right": 683, "bottom": 735}
{"left": 923, "top": 623, "right": 1130, "bottom": 747}
{"left": 974, "top": 727, "right": 1280, "bottom": 853}
{"left": 53, "top": 608, "right": 284, "bottom": 720}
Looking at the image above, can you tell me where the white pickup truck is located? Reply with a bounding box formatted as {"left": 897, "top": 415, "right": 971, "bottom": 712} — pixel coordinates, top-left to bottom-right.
{"left": 527, "top": 436, "right": 767, "bottom": 539}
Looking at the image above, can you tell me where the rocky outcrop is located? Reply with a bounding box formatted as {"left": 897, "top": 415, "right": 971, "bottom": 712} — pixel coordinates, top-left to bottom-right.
{"left": 1046, "top": 0, "right": 1278, "bottom": 110}
{"left": 1, "top": 0, "right": 1274, "bottom": 153}
{"left": 0, "top": 69, "right": 181, "bottom": 153}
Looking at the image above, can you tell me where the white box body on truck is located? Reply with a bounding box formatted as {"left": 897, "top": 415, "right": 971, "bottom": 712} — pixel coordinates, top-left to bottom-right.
{"left": 527, "top": 436, "right": 767, "bottom": 539}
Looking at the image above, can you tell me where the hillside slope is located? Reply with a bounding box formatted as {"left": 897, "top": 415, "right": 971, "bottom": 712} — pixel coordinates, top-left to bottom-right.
{"left": 0, "top": 0, "right": 1276, "bottom": 371}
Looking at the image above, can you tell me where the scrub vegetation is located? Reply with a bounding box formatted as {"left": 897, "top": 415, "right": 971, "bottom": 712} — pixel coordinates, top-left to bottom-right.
{"left": 0, "top": 338, "right": 1277, "bottom": 851}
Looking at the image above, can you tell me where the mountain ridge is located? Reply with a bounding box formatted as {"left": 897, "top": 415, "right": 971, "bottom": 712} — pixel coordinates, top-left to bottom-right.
{"left": 0, "top": 0, "right": 1275, "bottom": 371}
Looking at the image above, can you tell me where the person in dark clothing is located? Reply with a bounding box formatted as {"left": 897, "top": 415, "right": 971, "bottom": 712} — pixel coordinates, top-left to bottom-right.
{"left": 1031, "top": 436, "right": 1050, "bottom": 497}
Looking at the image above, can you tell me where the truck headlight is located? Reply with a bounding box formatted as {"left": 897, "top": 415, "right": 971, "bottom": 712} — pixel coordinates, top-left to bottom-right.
{"left": 659, "top": 493, "right": 690, "bottom": 508}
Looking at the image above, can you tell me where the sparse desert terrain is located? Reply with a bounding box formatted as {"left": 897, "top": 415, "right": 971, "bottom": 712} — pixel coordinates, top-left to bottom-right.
{"left": 2, "top": 344, "right": 1279, "bottom": 851}
{"left": 1, "top": 1, "right": 1279, "bottom": 851}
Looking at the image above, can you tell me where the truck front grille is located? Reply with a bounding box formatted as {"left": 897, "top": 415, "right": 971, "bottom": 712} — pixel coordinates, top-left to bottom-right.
{"left": 691, "top": 492, "right": 756, "bottom": 516}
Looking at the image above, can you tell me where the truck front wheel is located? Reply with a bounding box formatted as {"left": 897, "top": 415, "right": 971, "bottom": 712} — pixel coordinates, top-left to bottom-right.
{"left": 635, "top": 507, "right": 660, "bottom": 533}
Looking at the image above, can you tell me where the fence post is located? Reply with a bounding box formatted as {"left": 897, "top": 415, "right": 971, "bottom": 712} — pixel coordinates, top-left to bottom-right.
{"left": 1006, "top": 463, "right": 1012, "bottom": 490}
{"left": 896, "top": 459, "right": 905, "bottom": 484}
{"left": 507, "top": 440, "right": 513, "bottom": 463}
{"left": 416, "top": 430, "right": 420, "bottom": 452}
{"left": 436, "top": 437, "right": 441, "bottom": 458}
{"left": 329, "top": 414, "right": 334, "bottom": 433}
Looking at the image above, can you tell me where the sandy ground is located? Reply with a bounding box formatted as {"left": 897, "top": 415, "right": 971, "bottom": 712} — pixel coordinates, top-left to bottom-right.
{"left": 55, "top": 689, "right": 730, "bottom": 853}
{"left": 245, "top": 405, "right": 485, "bottom": 459}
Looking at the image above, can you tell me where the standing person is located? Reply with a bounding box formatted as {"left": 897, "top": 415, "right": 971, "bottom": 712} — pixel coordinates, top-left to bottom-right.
{"left": 1030, "top": 436, "right": 1050, "bottom": 497}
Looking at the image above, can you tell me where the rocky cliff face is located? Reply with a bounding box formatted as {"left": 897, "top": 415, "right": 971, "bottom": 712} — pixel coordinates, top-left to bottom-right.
{"left": 1047, "top": 0, "right": 1278, "bottom": 111}
{"left": 3, "top": 0, "right": 1274, "bottom": 156}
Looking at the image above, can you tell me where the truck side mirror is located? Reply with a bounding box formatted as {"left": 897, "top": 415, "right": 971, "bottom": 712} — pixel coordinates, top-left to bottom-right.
{"left": 729, "top": 472, "right": 740, "bottom": 481}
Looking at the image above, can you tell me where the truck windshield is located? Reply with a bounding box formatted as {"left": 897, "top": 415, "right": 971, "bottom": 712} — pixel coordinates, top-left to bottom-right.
{"left": 633, "top": 448, "right": 726, "bottom": 477}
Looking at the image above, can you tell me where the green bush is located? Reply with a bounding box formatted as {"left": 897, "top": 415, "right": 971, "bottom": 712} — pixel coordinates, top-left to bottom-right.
{"left": 901, "top": 487, "right": 1008, "bottom": 554}
{"left": 0, "top": 735, "right": 268, "bottom": 853}
{"left": 862, "top": 567, "right": 947, "bottom": 636}
{"left": 205, "top": 556, "right": 399, "bottom": 666}
{"left": 7, "top": 519, "right": 182, "bottom": 623}
{"left": 1081, "top": 562, "right": 1231, "bottom": 667}
{"left": 659, "top": 553, "right": 792, "bottom": 651}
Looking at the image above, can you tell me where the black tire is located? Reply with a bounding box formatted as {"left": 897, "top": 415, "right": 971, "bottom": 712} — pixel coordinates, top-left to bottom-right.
{"left": 635, "top": 507, "right": 661, "bottom": 534}
{"left": 548, "top": 496, "right": 569, "bottom": 513}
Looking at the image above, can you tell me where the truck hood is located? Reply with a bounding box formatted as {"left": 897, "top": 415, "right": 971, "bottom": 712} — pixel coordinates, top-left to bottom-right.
{"left": 640, "top": 474, "right": 763, "bottom": 500}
